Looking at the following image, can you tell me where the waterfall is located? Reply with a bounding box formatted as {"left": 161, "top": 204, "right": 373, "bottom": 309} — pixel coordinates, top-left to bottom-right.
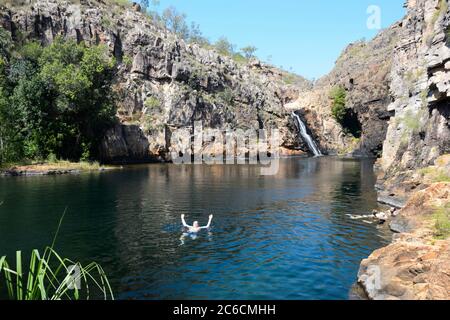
{"left": 292, "top": 112, "right": 322, "bottom": 157}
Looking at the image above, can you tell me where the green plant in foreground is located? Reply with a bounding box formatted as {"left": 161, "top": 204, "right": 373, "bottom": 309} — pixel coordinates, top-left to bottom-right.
{"left": 0, "top": 210, "right": 114, "bottom": 300}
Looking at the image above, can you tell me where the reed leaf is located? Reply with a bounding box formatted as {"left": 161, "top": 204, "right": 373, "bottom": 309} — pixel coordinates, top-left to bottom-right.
{"left": 0, "top": 247, "right": 114, "bottom": 300}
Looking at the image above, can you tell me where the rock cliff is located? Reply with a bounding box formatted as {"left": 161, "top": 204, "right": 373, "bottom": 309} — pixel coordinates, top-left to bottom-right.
{"left": 375, "top": 0, "right": 450, "bottom": 203}
{"left": 357, "top": 0, "right": 450, "bottom": 300}
{"left": 286, "top": 24, "right": 400, "bottom": 157}
{"left": 0, "top": 0, "right": 312, "bottom": 163}
{"left": 381, "top": 0, "right": 450, "bottom": 174}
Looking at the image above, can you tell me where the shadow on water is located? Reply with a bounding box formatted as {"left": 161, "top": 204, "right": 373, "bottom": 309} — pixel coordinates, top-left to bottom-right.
{"left": 0, "top": 157, "right": 391, "bottom": 300}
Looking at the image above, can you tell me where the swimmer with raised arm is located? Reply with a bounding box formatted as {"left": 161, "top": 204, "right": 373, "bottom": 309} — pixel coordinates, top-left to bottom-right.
{"left": 181, "top": 214, "right": 213, "bottom": 233}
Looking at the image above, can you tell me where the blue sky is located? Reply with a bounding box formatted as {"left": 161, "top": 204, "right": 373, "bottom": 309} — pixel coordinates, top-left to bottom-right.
{"left": 154, "top": 0, "right": 405, "bottom": 80}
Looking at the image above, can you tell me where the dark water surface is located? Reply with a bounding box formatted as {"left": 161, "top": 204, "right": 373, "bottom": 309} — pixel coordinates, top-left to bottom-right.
{"left": 0, "top": 157, "right": 390, "bottom": 300}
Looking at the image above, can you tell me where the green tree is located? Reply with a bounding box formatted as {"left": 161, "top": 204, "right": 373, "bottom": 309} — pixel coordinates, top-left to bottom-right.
{"left": 162, "top": 6, "right": 190, "bottom": 40}
{"left": 330, "top": 85, "right": 347, "bottom": 124}
{"left": 189, "top": 22, "right": 209, "bottom": 46}
{"left": 241, "top": 46, "right": 257, "bottom": 59}
{"left": 0, "top": 36, "right": 117, "bottom": 163}
{"left": 0, "top": 28, "right": 12, "bottom": 59}
{"left": 214, "top": 37, "right": 234, "bottom": 56}
{"left": 0, "top": 30, "right": 16, "bottom": 163}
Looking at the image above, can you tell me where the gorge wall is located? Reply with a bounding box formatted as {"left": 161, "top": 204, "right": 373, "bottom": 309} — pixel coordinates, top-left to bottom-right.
{"left": 1, "top": 0, "right": 313, "bottom": 164}
{"left": 357, "top": 0, "right": 450, "bottom": 300}
{"left": 286, "top": 23, "right": 400, "bottom": 157}
{"left": 1, "top": 0, "right": 449, "bottom": 301}
{"left": 376, "top": 0, "right": 450, "bottom": 206}
{"left": 4, "top": 0, "right": 447, "bottom": 170}
{"left": 288, "top": 0, "right": 449, "bottom": 199}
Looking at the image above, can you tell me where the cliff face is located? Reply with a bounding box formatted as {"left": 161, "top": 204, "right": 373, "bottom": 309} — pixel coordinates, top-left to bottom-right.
{"left": 0, "top": 0, "right": 312, "bottom": 163}
{"left": 382, "top": 0, "right": 450, "bottom": 173}
{"left": 286, "top": 23, "right": 400, "bottom": 157}
{"left": 4, "top": 1, "right": 446, "bottom": 168}
{"left": 376, "top": 0, "right": 450, "bottom": 205}
{"left": 287, "top": 0, "right": 449, "bottom": 171}
{"left": 357, "top": 0, "right": 450, "bottom": 300}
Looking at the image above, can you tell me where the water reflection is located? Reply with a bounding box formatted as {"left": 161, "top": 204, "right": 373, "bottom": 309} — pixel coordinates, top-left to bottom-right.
{"left": 0, "top": 157, "right": 390, "bottom": 300}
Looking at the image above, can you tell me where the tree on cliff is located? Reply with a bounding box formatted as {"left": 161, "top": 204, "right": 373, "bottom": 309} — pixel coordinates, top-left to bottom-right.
{"left": 330, "top": 85, "right": 347, "bottom": 124}
{"left": 215, "top": 37, "right": 235, "bottom": 56}
{"left": 241, "top": 46, "right": 257, "bottom": 59}
{"left": 162, "top": 6, "right": 190, "bottom": 40}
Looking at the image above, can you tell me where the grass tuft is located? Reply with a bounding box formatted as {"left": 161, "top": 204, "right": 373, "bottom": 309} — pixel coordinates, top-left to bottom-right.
{"left": 420, "top": 167, "right": 450, "bottom": 183}
{"left": 433, "top": 203, "right": 450, "bottom": 240}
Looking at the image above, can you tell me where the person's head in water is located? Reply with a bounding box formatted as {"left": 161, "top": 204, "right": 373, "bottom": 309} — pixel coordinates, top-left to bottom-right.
{"left": 193, "top": 221, "right": 199, "bottom": 228}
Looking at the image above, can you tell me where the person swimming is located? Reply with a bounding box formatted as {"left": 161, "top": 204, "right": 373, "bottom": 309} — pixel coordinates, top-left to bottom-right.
{"left": 181, "top": 214, "right": 213, "bottom": 233}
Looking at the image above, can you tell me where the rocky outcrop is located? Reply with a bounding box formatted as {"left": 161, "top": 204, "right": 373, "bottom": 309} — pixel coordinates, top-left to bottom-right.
{"left": 288, "top": 0, "right": 449, "bottom": 164}
{"left": 100, "top": 124, "right": 155, "bottom": 163}
{"left": 286, "top": 24, "right": 400, "bottom": 156}
{"left": 381, "top": 0, "right": 450, "bottom": 174}
{"left": 358, "top": 182, "right": 450, "bottom": 300}
{"left": 0, "top": 0, "right": 312, "bottom": 163}
{"left": 374, "top": 0, "right": 450, "bottom": 206}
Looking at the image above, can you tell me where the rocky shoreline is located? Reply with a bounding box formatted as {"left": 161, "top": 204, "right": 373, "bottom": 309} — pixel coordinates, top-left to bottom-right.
{"left": 357, "top": 156, "right": 450, "bottom": 300}
{"left": 0, "top": 162, "right": 118, "bottom": 177}
{"left": 1, "top": 169, "right": 82, "bottom": 177}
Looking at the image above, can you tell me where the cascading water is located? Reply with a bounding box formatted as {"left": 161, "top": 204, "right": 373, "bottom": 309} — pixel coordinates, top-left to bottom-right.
{"left": 292, "top": 112, "right": 322, "bottom": 157}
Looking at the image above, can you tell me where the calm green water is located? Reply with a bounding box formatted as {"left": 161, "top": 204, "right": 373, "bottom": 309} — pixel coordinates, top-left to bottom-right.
{"left": 0, "top": 157, "right": 390, "bottom": 300}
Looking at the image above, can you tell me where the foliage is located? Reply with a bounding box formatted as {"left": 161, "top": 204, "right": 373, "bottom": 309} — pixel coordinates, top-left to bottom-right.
{"left": 214, "top": 37, "right": 235, "bottom": 56}
{"left": 401, "top": 109, "right": 426, "bottom": 134}
{"left": 217, "top": 88, "right": 234, "bottom": 106}
{"left": 0, "top": 211, "right": 114, "bottom": 300}
{"left": 188, "top": 22, "right": 210, "bottom": 46}
{"left": 232, "top": 52, "right": 247, "bottom": 64}
{"left": 122, "top": 54, "right": 133, "bottom": 68}
{"left": 433, "top": 203, "right": 450, "bottom": 240}
{"left": 403, "top": 112, "right": 421, "bottom": 132}
{"left": 282, "top": 72, "right": 301, "bottom": 85}
{"left": 420, "top": 166, "right": 450, "bottom": 183}
{"left": 241, "top": 46, "right": 257, "bottom": 59}
{"left": 0, "top": 34, "right": 117, "bottom": 164}
{"left": 162, "top": 6, "right": 190, "bottom": 40}
{"left": 0, "top": 27, "right": 12, "bottom": 59}
{"left": 101, "top": 16, "right": 112, "bottom": 28}
{"left": 432, "top": 0, "right": 448, "bottom": 26}
{"left": 144, "top": 96, "right": 161, "bottom": 109}
{"left": 110, "top": 0, "right": 132, "bottom": 8}
{"left": 329, "top": 85, "right": 347, "bottom": 124}
{"left": 138, "top": 0, "right": 160, "bottom": 11}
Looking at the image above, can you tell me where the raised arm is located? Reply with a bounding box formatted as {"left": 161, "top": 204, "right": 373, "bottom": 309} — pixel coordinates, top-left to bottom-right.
{"left": 181, "top": 214, "right": 190, "bottom": 228}
{"left": 202, "top": 214, "right": 214, "bottom": 229}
